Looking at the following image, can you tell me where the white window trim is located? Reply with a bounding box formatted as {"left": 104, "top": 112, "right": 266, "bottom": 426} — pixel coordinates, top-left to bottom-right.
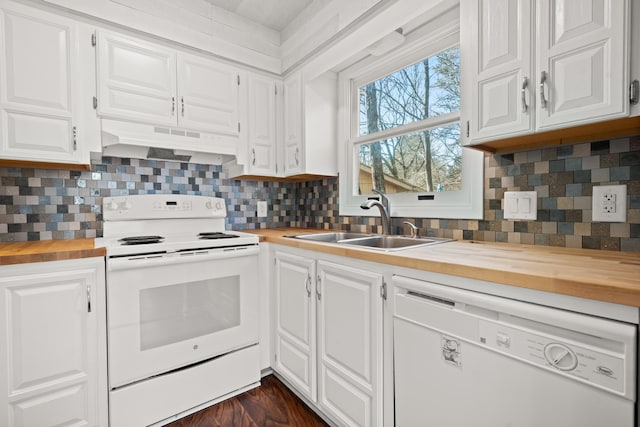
{"left": 337, "top": 9, "right": 483, "bottom": 219}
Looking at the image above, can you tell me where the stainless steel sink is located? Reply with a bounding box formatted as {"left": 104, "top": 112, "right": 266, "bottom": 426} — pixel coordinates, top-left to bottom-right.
{"left": 286, "top": 232, "right": 451, "bottom": 251}
{"left": 285, "top": 232, "right": 374, "bottom": 243}
{"left": 340, "top": 235, "right": 452, "bottom": 251}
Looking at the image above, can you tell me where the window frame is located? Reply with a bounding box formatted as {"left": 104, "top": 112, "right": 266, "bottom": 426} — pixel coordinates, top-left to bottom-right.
{"left": 337, "top": 14, "right": 483, "bottom": 219}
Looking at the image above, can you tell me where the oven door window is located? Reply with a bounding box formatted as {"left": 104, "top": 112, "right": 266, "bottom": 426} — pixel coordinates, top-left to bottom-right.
{"left": 140, "top": 276, "right": 240, "bottom": 351}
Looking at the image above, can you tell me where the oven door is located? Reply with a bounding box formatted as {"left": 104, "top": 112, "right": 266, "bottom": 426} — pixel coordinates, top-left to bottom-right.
{"left": 106, "top": 246, "right": 259, "bottom": 389}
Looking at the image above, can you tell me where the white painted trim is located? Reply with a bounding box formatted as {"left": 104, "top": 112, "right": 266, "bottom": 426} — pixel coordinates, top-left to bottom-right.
{"left": 351, "top": 111, "right": 461, "bottom": 146}
{"left": 39, "top": 0, "right": 282, "bottom": 72}
{"left": 337, "top": 3, "right": 484, "bottom": 220}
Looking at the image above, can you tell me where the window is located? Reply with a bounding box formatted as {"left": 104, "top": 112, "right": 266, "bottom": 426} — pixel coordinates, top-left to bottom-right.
{"left": 358, "top": 46, "right": 461, "bottom": 194}
{"left": 338, "top": 15, "right": 483, "bottom": 219}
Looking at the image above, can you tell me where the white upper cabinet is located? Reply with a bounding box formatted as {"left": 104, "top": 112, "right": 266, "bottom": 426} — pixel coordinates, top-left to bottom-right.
{"left": 463, "top": 0, "right": 533, "bottom": 142}
{"left": 282, "top": 71, "right": 337, "bottom": 177}
{"left": 283, "top": 71, "right": 303, "bottom": 175}
{"left": 0, "top": 0, "right": 87, "bottom": 165}
{"left": 462, "top": 0, "right": 629, "bottom": 145}
{"left": 96, "top": 30, "right": 240, "bottom": 135}
{"left": 227, "top": 71, "right": 280, "bottom": 177}
{"left": 536, "top": 0, "right": 628, "bottom": 130}
{"left": 96, "top": 30, "right": 176, "bottom": 127}
{"left": 245, "top": 72, "right": 278, "bottom": 175}
{"left": 177, "top": 53, "right": 240, "bottom": 135}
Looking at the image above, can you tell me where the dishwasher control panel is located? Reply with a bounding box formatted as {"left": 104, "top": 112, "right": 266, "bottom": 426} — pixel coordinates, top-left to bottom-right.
{"left": 478, "top": 321, "right": 626, "bottom": 395}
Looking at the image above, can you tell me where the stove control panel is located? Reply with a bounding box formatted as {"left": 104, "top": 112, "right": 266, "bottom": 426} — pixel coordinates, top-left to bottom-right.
{"left": 104, "top": 195, "right": 227, "bottom": 220}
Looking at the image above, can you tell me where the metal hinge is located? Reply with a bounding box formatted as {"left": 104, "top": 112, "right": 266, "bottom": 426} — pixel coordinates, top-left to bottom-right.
{"left": 238, "top": 122, "right": 241, "bottom": 132}
{"left": 380, "top": 282, "right": 387, "bottom": 300}
{"left": 91, "top": 33, "right": 96, "bottom": 47}
{"left": 237, "top": 74, "right": 240, "bottom": 85}
{"left": 92, "top": 96, "right": 98, "bottom": 109}
{"left": 466, "top": 121, "right": 470, "bottom": 138}
{"left": 275, "top": 84, "right": 278, "bottom": 95}
{"left": 275, "top": 163, "right": 278, "bottom": 174}
{"left": 274, "top": 353, "right": 278, "bottom": 362}
{"left": 73, "top": 126, "right": 77, "bottom": 151}
{"left": 87, "top": 285, "right": 92, "bottom": 312}
{"left": 630, "top": 80, "right": 639, "bottom": 105}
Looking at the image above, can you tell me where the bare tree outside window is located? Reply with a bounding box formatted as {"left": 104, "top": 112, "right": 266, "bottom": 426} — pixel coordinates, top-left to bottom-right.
{"left": 358, "top": 46, "right": 461, "bottom": 195}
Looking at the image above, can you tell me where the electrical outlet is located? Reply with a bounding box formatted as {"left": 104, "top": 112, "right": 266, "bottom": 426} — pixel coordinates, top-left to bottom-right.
{"left": 257, "top": 201, "right": 268, "bottom": 217}
{"left": 592, "top": 185, "right": 626, "bottom": 222}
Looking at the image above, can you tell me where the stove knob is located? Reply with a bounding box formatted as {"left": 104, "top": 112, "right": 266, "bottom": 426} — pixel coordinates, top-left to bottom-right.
{"left": 205, "top": 201, "right": 213, "bottom": 209}
{"left": 109, "top": 200, "right": 119, "bottom": 211}
{"left": 215, "top": 201, "right": 222, "bottom": 210}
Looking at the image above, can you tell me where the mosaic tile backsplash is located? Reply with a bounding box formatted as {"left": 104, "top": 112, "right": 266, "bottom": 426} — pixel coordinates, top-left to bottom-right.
{"left": 0, "top": 154, "right": 297, "bottom": 242}
{"left": 0, "top": 135, "right": 639, "bottom": 252}
{"left": 295, "top": 137, "right": 640, "bottom": 252}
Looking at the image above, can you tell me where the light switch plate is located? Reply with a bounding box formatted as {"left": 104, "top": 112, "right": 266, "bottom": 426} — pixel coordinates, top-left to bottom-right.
{"left": 592, "top": 185, "right": 626, "bottom": 222}
{"left": 504, "top": 191, "right": 537, "bottom": 220}
{"left": 257, "top": 200, "right": 267, "bottom": 217}
{"left": 257, "top": 201, "right": 268, "bottom": 217}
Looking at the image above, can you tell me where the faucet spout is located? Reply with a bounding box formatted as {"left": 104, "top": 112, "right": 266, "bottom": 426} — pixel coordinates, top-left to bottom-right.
{"left": 372, "top": 188, "right": 389, "bottom": 211}
{"left": 360, "top": 198, "right": 391, "bottom": 235}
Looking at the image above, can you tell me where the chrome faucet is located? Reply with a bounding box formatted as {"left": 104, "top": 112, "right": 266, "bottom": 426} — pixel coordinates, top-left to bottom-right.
{"left": 403, "top": 221, "right": 419, "bottom": 238}
{"left": 360, "top": 189, "right": 391, "bottom": 235}
{"left": 372, "top": 188, "right": 389, "bottom": 212}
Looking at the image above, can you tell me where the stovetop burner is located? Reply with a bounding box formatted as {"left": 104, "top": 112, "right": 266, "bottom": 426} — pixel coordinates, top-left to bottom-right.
{"left": 119, "top": 236, "right": 165, "bottom": 245}
{"left": 198, "top": 232, "right": 240, "bottom": 240}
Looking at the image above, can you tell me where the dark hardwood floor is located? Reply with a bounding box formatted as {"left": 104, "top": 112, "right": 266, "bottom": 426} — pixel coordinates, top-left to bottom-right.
{"left": 167, "top": 375, "right": 329, "bottom": 427}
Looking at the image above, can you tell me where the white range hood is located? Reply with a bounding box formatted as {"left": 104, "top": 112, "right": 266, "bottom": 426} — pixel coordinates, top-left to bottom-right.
{"left": 101, "top": 119, "right": 237, "bottom": 165}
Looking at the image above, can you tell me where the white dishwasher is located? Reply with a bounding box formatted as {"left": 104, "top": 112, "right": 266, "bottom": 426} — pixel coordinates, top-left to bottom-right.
{"left": 393, "top": 275, "right": 637, "bottom": 427}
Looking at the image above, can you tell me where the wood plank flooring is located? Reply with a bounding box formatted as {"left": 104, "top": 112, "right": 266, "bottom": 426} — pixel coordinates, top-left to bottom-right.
{"left": 166, "top": 375, "right": 329, "bottom": 427}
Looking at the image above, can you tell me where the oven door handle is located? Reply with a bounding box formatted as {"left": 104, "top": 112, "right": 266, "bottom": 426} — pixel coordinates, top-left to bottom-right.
{"left": 107, "top": 245, "right": 259, "bottom": 271}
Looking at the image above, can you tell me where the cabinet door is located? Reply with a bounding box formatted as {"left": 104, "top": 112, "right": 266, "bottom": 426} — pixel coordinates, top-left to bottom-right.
{"left": 274, "top": 252, "right": 317, "bottom": 402}
{"left": 0, "top": 258, "right": 107, "bottom": 427}
{"left": 247, "top": 73, "right": 277, "bottom": 175}
{"left": 177, "top": 53, "right": 239, "bottom": 135}
{"left": 316, "top": 261, "right": 383, "bottom": 427}
{"left": 283, "top": 72, "right": 303, "bottom": 175}
{"left": 462, "top": 0, "right": 533, "bottom": 144}
{"left": 96, "top": 30, "right": 176, "bottom": 126}
{"left": 536, "top": 0, "right": 628, "bottom": 130}
{"left": 0, "top": 1, "right": 83, "bottom": 163}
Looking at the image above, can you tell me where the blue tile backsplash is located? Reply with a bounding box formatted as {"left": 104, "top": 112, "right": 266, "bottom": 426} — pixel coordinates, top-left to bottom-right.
{"left": 1, "top": 134, "right": 639, "bottom": 252}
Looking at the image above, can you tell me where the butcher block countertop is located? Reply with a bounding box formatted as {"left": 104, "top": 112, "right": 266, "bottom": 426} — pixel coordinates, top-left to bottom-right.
{"left": 245, "top": 228, "right": 640, "bottom": 307}
{"left": 0, "top": 239, "right": 105, "bottom": 266}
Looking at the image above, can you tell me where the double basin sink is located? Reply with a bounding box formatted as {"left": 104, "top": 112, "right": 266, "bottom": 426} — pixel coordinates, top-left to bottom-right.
{"left": 286, "top": 232, "right": 452, "bottom": 251}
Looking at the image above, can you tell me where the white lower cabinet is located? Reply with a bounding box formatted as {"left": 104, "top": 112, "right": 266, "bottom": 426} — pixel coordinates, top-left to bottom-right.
{"left": 273, "top": 250, "right": 383, "bottom": 427}
{"left": 0, "top": 257, "right": 107, "bottom": 427}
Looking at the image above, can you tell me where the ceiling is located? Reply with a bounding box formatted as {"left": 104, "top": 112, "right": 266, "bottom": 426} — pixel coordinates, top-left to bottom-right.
{"left": 202, "top": 0, "right": 314, "bottom": 31}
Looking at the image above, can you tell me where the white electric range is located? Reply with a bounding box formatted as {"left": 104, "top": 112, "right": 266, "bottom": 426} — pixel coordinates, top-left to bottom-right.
{"left": 98, "top": 194, "right": 261, "bottom": 427}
